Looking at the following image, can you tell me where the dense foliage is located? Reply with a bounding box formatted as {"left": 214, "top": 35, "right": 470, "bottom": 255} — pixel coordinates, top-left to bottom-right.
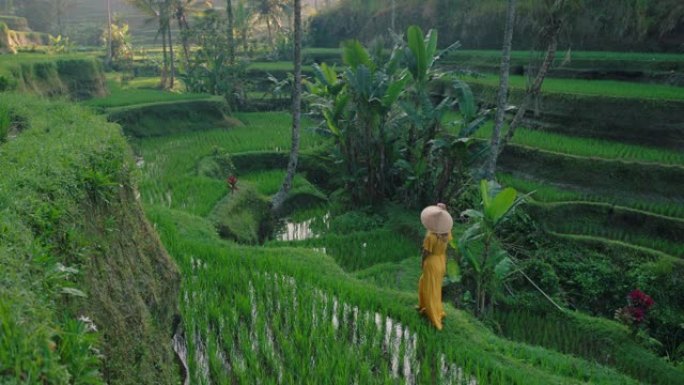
{"left": 310, "top": 0, "right": 684, "bottom": 52}
{"left": 308, "top": 26, "right": 481, "bottom": 207}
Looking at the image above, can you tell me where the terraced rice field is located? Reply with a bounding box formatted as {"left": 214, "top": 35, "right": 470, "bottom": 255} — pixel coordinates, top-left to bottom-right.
{"left": 132, "top": 112, "right": 324, "bottom": 216}
{"left": 130, "top": 103, "right": 658, "bottom": 384}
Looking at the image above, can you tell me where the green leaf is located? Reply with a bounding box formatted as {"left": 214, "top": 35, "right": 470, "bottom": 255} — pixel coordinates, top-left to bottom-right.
{"left": 323, "top": 111, "right": 341, "bottom": 137}
{"left": 385, "top": 47, "right": 403, "bottom": 75}
{"left": 459, "top": 222, "right": 483, "bottom": 244}
{"left": 312, "top": 64, "right": 331, "bottom": 87}
{"left": 459, "top": 115, "right": 487, "bottom": 138}
{"left": 486, "top": 187, "right": 517, "bottom": 224}
{"left": 461, "top": 209, "right": 484, "bottom": 219}
{"left": 61, "top": 287, "right": 87, "bottom": 298}
{"left": 321, "top": 63, "right": 338, "bottom": 85}
{"left": 446, "top": 259, "right": 461, "bottom": 282}
{"left": 480, "top": 179, "right": 491, "bottom": 209}
{"left": 460, "top": 243, "right": 481, "bottom": 273}
{"left": 342, "top": 40, "right": 371, "bottom": 69}
{"left": 407, "top": 26, "right": 427, "bottom": 82}
{"left": 494, "top": 256, "right": 514, "bottom": 280}
{"left": 381, "top": 76, "right": 408, "bottom": 107}
{"left": 453, "top": 80, "right": 476, "bottom": 121}
{"left": 333, "top": 92, "right": 350, "bottom": 116}
{"left": 425, "top": 29, "right": 438, "bottom": 68}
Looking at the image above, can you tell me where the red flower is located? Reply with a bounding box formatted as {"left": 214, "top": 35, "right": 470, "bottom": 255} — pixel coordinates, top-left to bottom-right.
{"left": 628, "top": 307, "right": 645, "bottom": 323}
{"left": 226, "top": 175, "right": 238, "bottom": 193}
{"left": 628, "top": 289, "right": 654, "bottom": 310}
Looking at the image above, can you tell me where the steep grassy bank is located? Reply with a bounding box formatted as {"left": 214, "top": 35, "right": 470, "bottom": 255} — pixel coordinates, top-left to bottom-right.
{"left": 0, "top": 94, "right": 180, "bottom": 385}
{"left": 0, "top": 54, "right": 106, "bottom": 99}
{"left": 106, "top": 98, "right": 237, "bottom": 138}
{"left": 0, "top": 20, "right": 48, "bottom": 54}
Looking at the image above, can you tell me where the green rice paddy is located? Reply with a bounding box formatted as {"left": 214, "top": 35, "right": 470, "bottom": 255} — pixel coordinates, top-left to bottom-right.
{"left": 133, "top": 112, "right": 324, "bottom": 216}
{"left": 464, "top": 74, "right": 684, "bottom": 100}
{"left": 498, "top": 173, "right": 684, "bottom": 219}
{"left": 133, "top": 100, "right": 677, "bottom": 383}
{"left": 145, "top": 204, "right": 647, "bottom": 385}
{"left": 470, "top": 122, "right": 684, "bottom": 166}
{"left": 84, "top": 76, "right": 211, "bottom": 109}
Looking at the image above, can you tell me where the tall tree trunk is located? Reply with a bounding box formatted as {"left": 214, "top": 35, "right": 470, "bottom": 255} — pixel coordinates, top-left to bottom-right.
{"left": 167, "top": 22, "right": 175, "bottom": 89}
{"left": 241, "top": 28, "right": 248, "bottom": 54}
{"left": 266, "top": 17, "right": 273, "bottom": 46}
{"left": 391, "top": 0, "right": 396, "bottom": 31}
{"left": 500, "top": 26, "right": 560, "bottom": 150}
{"left": 484, "top": 0, "right": 516, "bottom": 180}
{"left": 272, "top": 0, "right": 301, "bottom": 213}
{"left": 227, "top": 0, "right": 235, "bottom": 65}
{"left": 56, "top": 0, "right": 63, "bottom": 36}
{"left": 106, "top": 0, "right": 112, "bottom": 66}
{"left": 177, "top": 12, "right": 191, "bottom": 69}
{"left": 160, "top": 23, "right": 168, "bottom": 89}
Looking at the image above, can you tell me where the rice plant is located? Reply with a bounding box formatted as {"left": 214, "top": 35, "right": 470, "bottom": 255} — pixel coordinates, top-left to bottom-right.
{"left": 493, "top": 309, "right": 684, "bottom": 385}
{"left": 466, "top": 121, "right": 684, "bottom": 166}
{"left": 133, "top": 112, "right": 326, "bottom": 216}
{"left": 464, "top": 74, "right": 684, "bottom": 100}
{"left": 82, "top": 74, "right": 211, "bottom": 109}
{"left": 548, "top": 221, "right": 683, "bottom": 258}
{"left": 498, "top": 173, "right": 684, "bottom": 219}
{"left": 145, "top": 204, "right": 646, "bottom": 385}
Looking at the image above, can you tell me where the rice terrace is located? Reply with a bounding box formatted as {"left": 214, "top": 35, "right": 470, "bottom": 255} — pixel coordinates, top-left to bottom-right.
{"left": 1, "top": 0, "right": 684, "bottom": 384}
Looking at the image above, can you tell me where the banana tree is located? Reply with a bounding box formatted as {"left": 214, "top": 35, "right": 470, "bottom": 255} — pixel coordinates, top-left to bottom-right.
{"left": 307, "top": 40, "right": 408, "bottom": 203}
{"left": 307, "top": 25, "right": 479, "bottom": 207}
{"left": 459, "top": 180, "right": 524, "bottom": 317}
{"left": 397, "top": 26, "right": 478, "bottom": 207}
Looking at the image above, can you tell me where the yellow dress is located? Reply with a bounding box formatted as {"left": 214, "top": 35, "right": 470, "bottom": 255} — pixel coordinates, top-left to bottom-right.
{"left": 417, "top": 231, "right": 452, "bottom": 330}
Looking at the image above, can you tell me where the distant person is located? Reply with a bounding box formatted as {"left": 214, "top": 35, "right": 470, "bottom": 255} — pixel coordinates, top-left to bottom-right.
{"left": 417, "top": 203, "right": 453, "bottom": 330}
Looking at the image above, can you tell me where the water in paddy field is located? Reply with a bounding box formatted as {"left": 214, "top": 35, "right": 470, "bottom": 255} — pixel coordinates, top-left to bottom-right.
{"left": 181, "top": 264, "right": 478, "bottom": 384}
{"left": 276, "top": 212, "right": 330, "bottom": 242}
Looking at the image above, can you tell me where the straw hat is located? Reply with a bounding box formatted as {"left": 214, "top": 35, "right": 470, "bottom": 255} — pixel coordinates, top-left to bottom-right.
{"left": 420, "top": 203, "right": 453, "bottom": 234}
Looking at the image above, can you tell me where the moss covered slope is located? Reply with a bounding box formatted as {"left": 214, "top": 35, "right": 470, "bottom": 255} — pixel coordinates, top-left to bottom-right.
{"left": 0, "top": 94, "right": 180, "bottom": 385}
{"left": 0, "top": 54, "right": 106, "bottom": 99}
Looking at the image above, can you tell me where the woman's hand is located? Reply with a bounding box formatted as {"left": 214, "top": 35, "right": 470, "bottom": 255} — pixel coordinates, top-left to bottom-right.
{"left": 421, "top": 248, "right": 429, "bottom": 268}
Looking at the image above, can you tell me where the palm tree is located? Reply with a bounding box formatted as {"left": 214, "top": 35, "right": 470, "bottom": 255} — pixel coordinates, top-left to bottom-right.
{"left": 234, "top": 0, "right": 254, "bottom": 54}
{"left": 173, "top": 0, "right": 206, "bottom": 68}
{"left": 486, "top": 0, "right": 572, "bottom": 178}
{"left": 255, "top": 0, "right": 288, "bottom": 46}
{"left": 106, "top": 0, "right": 113, "bottom": 66}
{"left": 272, "top": 0, "right": 301, "bottom": 213}
{"left": 226, "top": 0, "right": 235, "bottom": 64}
{"left": 164, "top": 0, "right": 175, "bottom": 89}
{"left": 126, "top": 0, "right": 174, "bottom": 88}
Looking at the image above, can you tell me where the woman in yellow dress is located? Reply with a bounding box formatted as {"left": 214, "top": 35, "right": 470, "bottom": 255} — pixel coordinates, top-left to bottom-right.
{"left": 417, "top": 203, "right": 453, "bottom": 330}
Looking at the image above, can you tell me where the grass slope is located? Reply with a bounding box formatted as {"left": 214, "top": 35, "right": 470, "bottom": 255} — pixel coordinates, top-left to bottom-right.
{"left": 148, "top": 204, "right": 647, "bottom": 385}
{"left": 0, "top": 93, "right": 180, "bottom": 385}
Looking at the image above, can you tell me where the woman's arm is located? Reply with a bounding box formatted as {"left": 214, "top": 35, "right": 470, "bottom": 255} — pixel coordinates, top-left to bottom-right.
{"left": 421, "top": 233, "right": 432, "bottom": 267}
{"left": 421, "top": 247, "right": 429, "bottom": 267}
